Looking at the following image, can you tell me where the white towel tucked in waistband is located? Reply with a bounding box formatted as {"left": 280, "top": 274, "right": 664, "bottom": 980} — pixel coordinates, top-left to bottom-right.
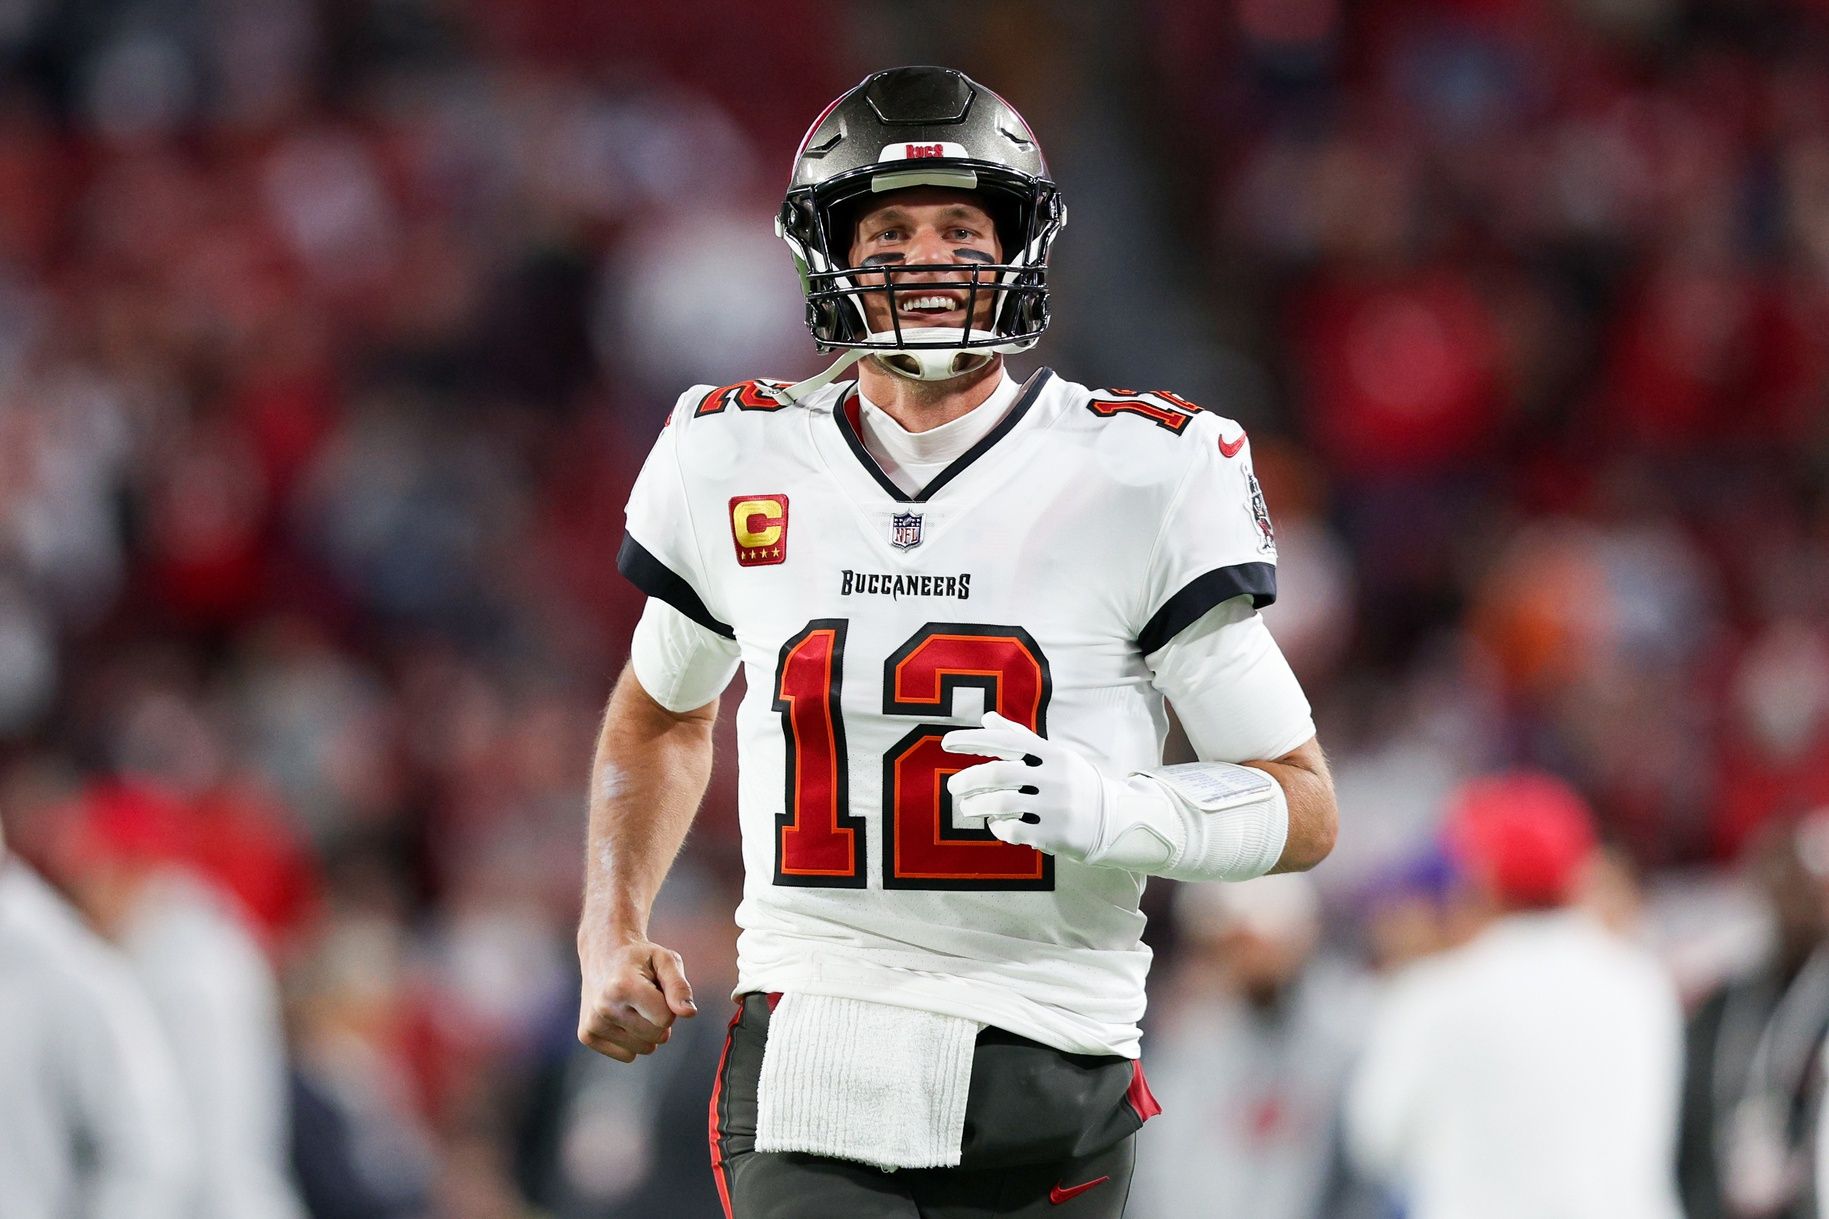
{"left": 755, "top": 993, "right": 981, "bottom": 1170}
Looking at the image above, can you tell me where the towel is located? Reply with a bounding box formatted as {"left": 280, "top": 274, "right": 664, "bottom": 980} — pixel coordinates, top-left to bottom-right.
{"left": 755, "top": 993, "right": 981, "bottom": 1170}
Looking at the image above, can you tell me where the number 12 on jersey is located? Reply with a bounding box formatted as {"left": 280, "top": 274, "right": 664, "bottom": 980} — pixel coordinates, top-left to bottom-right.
{"left": 771, "top": 619, "right": 1056, "bottom": 891}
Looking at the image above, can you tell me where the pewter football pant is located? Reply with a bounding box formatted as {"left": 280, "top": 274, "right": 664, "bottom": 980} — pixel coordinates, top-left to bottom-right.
{"left": 709, "top": 992, "right": 1149, "bottom": 1218}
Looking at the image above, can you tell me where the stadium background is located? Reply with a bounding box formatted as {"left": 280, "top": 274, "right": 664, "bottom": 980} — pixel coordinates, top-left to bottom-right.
{"left": 1, "top": 0, "right": 1827, "bottom": 1214}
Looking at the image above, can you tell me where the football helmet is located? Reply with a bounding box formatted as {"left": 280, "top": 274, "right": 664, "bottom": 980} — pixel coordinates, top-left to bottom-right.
{"left": 772, "top": 66, "right": 1066, "bottom": 397}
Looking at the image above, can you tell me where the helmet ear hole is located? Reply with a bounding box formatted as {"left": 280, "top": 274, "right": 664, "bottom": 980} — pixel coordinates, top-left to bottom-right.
{"left": 826, "top": 199, "right": 862, "bottom": 263}
{"left": 981, "top": 194, "right": 1026, "bottom": 262}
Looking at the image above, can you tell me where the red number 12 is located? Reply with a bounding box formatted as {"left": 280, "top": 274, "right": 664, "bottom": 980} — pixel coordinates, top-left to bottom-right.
{"left": 772, "top": 620, "right": 1054, "bottom": 891}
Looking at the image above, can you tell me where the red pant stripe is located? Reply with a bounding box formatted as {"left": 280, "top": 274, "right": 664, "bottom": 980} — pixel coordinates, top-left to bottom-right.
{"left": 707, "top": 1004, "right": 742, "bottom": 1219}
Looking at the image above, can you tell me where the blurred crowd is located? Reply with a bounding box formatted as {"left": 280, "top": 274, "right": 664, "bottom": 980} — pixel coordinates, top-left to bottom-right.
{"left": 1, "top": 0, "right": 1828, "bottom": 1215}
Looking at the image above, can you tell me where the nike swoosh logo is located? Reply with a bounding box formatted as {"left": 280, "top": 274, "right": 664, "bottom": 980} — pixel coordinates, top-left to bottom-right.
{"left": 1050, "top": 1175, "right": 1111, "bottom": 1205}
{"left": 1218, "top": 431, "right": 1247, "bottom": 458}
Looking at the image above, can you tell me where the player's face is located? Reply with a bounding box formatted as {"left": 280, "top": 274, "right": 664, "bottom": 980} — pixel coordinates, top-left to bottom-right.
{"left": 846, "top": 188, "right": 1004, "bottom": 335}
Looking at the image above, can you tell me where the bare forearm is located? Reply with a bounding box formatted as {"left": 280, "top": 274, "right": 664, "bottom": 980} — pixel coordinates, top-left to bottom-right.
{"left": 1253, "top": 737, "right": 1337, "bottom": 874}
{"left": 579, "top": 664, "right": 717, "bottom": 949}
{"left": 574, "top": 664, "right": 715, "bottom": 1062}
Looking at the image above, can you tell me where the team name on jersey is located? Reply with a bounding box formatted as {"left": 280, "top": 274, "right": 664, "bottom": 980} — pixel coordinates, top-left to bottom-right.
{"left": 839, "top": 570, "right": 972, "bottom": 600}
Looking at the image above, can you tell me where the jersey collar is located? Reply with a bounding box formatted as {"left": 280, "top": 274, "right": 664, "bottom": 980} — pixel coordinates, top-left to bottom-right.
{"left": 833, "top": 368, "right": 1054, "bottom": 504}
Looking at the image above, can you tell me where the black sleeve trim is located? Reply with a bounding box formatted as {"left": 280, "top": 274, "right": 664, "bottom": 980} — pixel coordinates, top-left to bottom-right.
{"left": 617, "top": 535, "right": 734, "bottom": 639}
{"left": 1138, "top": 562, "right": 1277, "bottom": 655}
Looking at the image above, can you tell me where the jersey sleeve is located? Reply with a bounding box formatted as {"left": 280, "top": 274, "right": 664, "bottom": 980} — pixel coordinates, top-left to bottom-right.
{"left": 1134, "top": 419, "right": 1278, "bottom": 656}
{"left": 616, "top": 393, "right": 732, "bottom": 638}
{"left": 630, "top": 598, "right": 741, "bottom": 712}
{"left": 1148, "top": 595, "right": 1315, "bottom": 762}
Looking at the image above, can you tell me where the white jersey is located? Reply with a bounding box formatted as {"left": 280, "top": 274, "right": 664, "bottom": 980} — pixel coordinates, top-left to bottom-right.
{"left": 620, "top": 367, "right": 1296, "bottom": 1056}
{"left": 0, "top": 860, "right": 193, "bottom": 1218}
{"left": 1345, "top": 911, "right": 1684, "bottom": 1219}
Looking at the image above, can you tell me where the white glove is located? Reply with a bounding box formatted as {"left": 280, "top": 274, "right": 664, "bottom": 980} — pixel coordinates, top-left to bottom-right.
{"left": 941, "top": 712, "right": 1179, "bottom": 870}
{"left": 941, "top": 712, "right": 1291, "bottom": 880}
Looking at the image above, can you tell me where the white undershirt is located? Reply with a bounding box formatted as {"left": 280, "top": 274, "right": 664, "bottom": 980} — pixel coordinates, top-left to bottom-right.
{"left": 855, "top": 372, "right": 1021, "bottom": 496}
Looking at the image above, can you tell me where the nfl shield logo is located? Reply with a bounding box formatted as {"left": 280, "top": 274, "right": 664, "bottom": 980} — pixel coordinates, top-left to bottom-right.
{"left": 890, "top": 511, "right": 924, "bottom": 550}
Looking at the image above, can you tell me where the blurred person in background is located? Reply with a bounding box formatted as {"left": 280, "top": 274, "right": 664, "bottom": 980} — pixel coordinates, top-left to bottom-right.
{"left": 286, "top": 907, "right": 439, "bottom": 1219}
{"left": 1357, "top": 847, "right": 1477, "bottom": 975}
{"left": 1129, "top": 874, "right": 1380, "bottom": 1219}
{"left": 1346, "top": 773, "right": 1684, "bottom": 1219}
{"left": 1680, "top": 811, "right": 1829, "bottom": 1219}
{"left": 52, "top": 779, "right": 305, "bottom": 1219}
{"left": 517, "top": 865, "right": 738, "bottom": 1218}
{"left": 0, "top": 815, "right": 194, "bottom": 1217}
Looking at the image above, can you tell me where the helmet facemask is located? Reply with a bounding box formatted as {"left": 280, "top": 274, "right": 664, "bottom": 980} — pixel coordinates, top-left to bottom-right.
{"left": 778, "top": 167, "right": 1063, "bottom": 381}
{"left": 769, "top": 68, "right": 1066, "bottom": 399}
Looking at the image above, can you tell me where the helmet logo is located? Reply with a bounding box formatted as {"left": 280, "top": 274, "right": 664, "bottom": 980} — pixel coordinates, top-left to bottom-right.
{"left": 878, "top": 141, "right": 970, "bottom": 163}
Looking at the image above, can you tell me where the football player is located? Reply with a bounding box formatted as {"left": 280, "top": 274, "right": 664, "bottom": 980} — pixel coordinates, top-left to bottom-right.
{"left": 577, "top": 66, "right": 1337, "bottom": 1218}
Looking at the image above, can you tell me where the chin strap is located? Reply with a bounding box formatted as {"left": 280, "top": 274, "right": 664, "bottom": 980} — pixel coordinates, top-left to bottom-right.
{"left": 763, "top": 348, "right": 869, "bottom": 405}
{"left": 872, "top": 347, "right": 998, "bottom": 382}
{"left": 764, "top": 328, "right": 1018, "bottom": 404}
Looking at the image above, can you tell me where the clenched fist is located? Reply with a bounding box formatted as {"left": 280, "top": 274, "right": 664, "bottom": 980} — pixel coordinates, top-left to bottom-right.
{"left": 577, "top": 934, "right": 698, "bottom": 1062}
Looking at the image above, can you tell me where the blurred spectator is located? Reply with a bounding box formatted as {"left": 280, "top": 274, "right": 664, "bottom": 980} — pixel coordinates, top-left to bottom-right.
{"left": 0, "top": 819, "right": 194, "bottom": 1218}
{"left": 1679, "top": 813, "right": 1829, "bottom": 1219}
{"left": 1346, "top": 773, "right": 1684, "bottom": 1219}
{"left": 287, "top": 911, "right": 439, "bottom": 1219}
{"left": 515, "top": 867, "right": 738, "bottom": 1218}
{"left": 53, "top": 780, "right": 305, "bottom": 1219}
{"left": 1130, "top": 874, "right": 1381, "bottom": 1219}
{"left": 1357, "top": 846, "right": 1480, "bottom": 974}
{"left": 1715, "top": 624, "right": 1829, "bottom": 861}
{"left": 1292, "top": 262, "right": 1507, "bottom": 481}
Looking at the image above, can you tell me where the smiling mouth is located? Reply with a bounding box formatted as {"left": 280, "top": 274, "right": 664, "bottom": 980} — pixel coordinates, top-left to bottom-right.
{"left": 896, "top": 293, "right": 967, "bottom": 319}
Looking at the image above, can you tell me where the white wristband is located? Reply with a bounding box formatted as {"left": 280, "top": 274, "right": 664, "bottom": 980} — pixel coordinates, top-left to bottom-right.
{"left": 1102, "top": 762, "right": 1289, "bottom": 882}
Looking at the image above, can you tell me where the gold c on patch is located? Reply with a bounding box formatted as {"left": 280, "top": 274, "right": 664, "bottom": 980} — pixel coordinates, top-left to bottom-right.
{"left": 730, "top": 494, "right": 789, "bottom": 567}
